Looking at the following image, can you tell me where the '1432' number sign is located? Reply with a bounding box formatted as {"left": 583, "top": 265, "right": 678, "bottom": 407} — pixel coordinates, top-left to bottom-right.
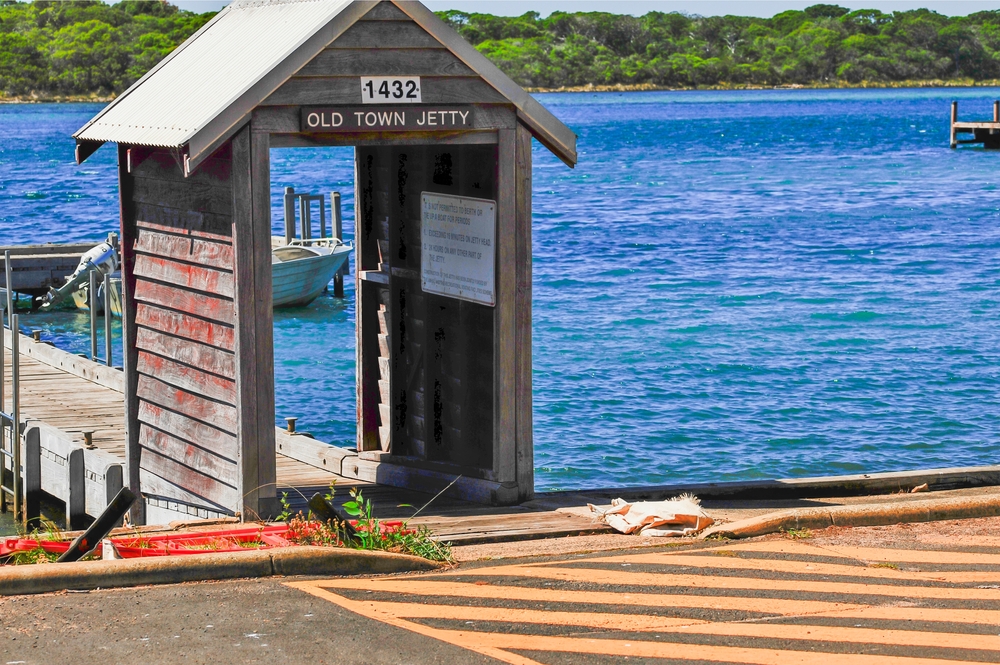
{"left": 361, "top": 77, "right": 422, "bottom": 104}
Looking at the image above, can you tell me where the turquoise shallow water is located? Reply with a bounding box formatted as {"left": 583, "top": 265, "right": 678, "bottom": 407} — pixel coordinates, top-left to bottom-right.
{"left": 2, "top": 88, "right": 999, "bottom": 492}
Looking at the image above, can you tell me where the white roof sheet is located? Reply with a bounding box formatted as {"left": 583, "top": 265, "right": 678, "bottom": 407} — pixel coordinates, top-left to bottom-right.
{"left": 74, "top": 0, "right": 354, "bottom": 148}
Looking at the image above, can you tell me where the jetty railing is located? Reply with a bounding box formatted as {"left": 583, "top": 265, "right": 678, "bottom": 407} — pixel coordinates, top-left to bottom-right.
{"left": 86, "top": 232, "right": 118, "bottom": 368}
{"left": 282, "top": 188, "right": 348, "bottom": 296}
{"left": 1, "top": 250, "right": 22, "bottom": 521}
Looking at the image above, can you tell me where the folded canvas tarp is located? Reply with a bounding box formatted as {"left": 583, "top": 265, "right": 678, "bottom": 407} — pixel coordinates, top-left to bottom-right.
{"left": 590, "top": 495, "right": 713, "bottom": 537}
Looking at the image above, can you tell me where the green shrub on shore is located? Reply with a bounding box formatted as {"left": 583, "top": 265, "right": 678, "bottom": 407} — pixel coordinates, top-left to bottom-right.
{"left": 4, "top": 1, "right": 1000, "bottom": 100}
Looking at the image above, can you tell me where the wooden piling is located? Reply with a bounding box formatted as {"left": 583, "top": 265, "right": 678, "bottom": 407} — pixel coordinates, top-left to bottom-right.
{"left": 333, "top": 191, "right": 345, "bottom": 297}
{"left": 951, "top": 101, "right": 958, "bottom": 149}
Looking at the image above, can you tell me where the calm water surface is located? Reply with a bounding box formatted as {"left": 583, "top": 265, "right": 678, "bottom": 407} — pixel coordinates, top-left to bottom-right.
{"left": 2, "top": 88, "right": 999, "bottom": 492}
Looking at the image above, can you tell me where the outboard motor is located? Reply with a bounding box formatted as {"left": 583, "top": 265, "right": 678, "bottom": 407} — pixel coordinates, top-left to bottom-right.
{"left": 40, "top": 242, "right": 118, "bottom": 309}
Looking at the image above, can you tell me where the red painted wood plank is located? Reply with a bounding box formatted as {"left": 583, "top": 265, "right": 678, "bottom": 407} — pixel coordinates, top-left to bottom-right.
{"left": 139, "top": 468, "right": 232, "bottom": 514}
{"left": 135, "top": 227, "right": 234, "bottom": 270}
{"left": 139, "top": 448, "right": 238, "bottom": 512}
{"left": 136, "top": 327, "right": 235, "bottom": 380}
{"left": 137, "top": 351, "right": 237, "bottom": 404}
{"left": 134, "top": 254, "right": 234, "bottom": 299}
{"left": 135, "top": 207, "right": 232, "bottom": 243}
{"left": 135, "top": 303, "right": 235, "bottom": 352}
{"left": 138, "top": 401, "right": 238, "bottom": 461}
{"left": 137, "top": 374, "right": 237, "bottom": 434}
{"left": 133, "top": 279, "right": 234, "bottom": 326}
{"left": 138, "top": 423, "right": 238, "bottom": 487}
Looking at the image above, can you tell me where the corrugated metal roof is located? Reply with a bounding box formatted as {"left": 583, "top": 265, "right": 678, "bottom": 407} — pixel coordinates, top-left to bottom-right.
{"left": 75, "top": 0, "right": 577, "bottom": 168}
{"left": 75, "top": 0, "right": 355, "bottom": 148}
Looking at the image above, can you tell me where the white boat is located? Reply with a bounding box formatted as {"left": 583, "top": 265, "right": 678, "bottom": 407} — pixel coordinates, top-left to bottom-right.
{"left": 271, "top": 237, "right": 353, "bottom": 308}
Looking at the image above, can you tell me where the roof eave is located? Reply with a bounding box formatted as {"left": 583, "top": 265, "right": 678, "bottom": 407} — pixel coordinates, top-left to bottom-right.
{"left": 391, "top": 0, "right": 577, "bottom": 167}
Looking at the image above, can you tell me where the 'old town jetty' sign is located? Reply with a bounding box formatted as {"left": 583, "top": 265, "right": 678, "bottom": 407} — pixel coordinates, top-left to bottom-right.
{"left": 301, "top": 106, "right": 476, "bottom": 132}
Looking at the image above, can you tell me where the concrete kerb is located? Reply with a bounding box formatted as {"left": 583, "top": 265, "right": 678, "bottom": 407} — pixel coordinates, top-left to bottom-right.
{"left": 700, "top": 492, "right": 1000, "bottom": 540}
{"left": 0, "top": 546, "right": 444, "bottom": 597}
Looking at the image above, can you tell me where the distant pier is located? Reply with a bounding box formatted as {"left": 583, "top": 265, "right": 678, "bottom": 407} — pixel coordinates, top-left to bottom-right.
{"left": 950, "top": 100, "right": 1000, "bottom": 149}
{"left": 0, "top": 243, "right": 94, "bottom": 299}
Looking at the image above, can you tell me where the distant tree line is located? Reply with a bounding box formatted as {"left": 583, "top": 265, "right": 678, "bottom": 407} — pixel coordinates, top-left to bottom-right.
{"left": 0, "top": 1, "right": 212, "bottom": 97}
{"left": 3, "top": 1, "right": 1000, "bottom": 98}
{"left": 439, "top": 4, "right": 1000, "bottom": 88}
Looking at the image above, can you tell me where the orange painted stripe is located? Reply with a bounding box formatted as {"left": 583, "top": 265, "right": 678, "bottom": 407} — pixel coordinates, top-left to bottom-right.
{"left": 583, "top": 552, "right": 1000, "bottom": 584}
{"left": 307, "top": 577, "right": 864, "bottom": 614}
{"left": 286, "top": 582, "right": 981, "bottom": 665}
{"left": 700, "top": 541, "right": 1000, "bottom": 566}
{"left": 344, "top": 600, "right": 1000, "bottom": 652}
{"left": 440, "top": 630, "right": 987, "bottom": 665}
{"left": 454, "top": 563, "right": 1000, "bottom": 601}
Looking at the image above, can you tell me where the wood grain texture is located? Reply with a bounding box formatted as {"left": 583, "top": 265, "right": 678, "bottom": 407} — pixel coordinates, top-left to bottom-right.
{"left": 270, "top": 131, "right": 498, "bottom": 149}
{"left": 133, "top": 280, "right": 235, "bottom": 326}
{"left": 137, "top": 351, "right": 237, "bottom": 404}
{"left": 297, "top": 48, "right": 475, "bottom": 77}
{"left": 250, "top": 126, "right": 277, "bottom": 510}
{"left": 135, "top": 205, "right": 232, "bottom": 241}
{"left": 132, "top": 175, "right": 232, "bottom": 216}
{"left": 120, "top": 144, "right": 143, "bottom": 523}
{"left": 130, "top": 149, "right": 231, "bottom": 187}
{"left": 135, "top": 303, "right": 235, "bottom": 352}
{"left": 495, "top": 129, "right": 517, "bottom": 485}
{"left": 133, "top": 254, "right": 234, "bottom": 298}
{"left": 138, "top": 401, "right": 238, "bottom": 461}
{"left": 514, "top": 123, "right": 534, "bottom": 501}
{"left": 262, "top": 77, "right": 507, "bottom": 107}
{"left": 137, "top": 374, "right": 238, "bottom": 434}
{"left": 134, "top": 226, "right": 234, "bottom": 270}
{"left": 136, "top": 327, "right": 235, "bottom": 379}
{"left": 138, "top": 423, "right": 239, "bottom": 487}
{"left": 330, "top": 20, "right": 444, "bottom": 49}
{"left": 138, "top": 451, "right": 238, "bottom": 512}
{"left": 361, "top": 2, "right": 410, "bottom": 20}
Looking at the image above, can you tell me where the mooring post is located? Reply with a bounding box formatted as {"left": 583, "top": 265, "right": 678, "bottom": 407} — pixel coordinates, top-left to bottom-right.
{"left": 319, "top": 194, "right": 327, "bottom": 239}
{"left": 951, "top": 101, "right": 958, "bottom": 149}
{"left": 89, "top": 269, "right": 98, "bottom": 360}
{"left": 24, "top": 426, "right": 40, "bottom": 527}
{"left": 333, "top": 191, "right": 345, "bottom": 297}
{"left": 283, "top": 186, "right": 295, "bottom": 245}
{"left": 299, "top": 194, "right": 312, "bottom": 240}
{"left": 994, "top": 100, "right": 999, "bottom": 123}
{"left": 102, "top": 272, "right": 112, "bottom": 367}
{"left": 67, "top": 447, "right": 86, "bottom": 530}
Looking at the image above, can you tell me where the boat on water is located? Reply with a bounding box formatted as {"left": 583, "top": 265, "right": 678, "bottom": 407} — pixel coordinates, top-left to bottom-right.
{"left": 71, "top": 276, "right": 123, "bottom": 316}
{"left": 271, "top": 237, "right": 353, "bottom": 308}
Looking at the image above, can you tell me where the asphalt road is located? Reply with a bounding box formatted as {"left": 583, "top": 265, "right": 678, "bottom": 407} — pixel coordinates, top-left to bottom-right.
{"left": 3, "top": 538, "right": 999, "bottom": 664}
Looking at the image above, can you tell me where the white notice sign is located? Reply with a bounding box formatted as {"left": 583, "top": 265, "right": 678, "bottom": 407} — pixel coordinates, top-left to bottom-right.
{"left": 421, "top": 192, "right": 496, "bottom": 307}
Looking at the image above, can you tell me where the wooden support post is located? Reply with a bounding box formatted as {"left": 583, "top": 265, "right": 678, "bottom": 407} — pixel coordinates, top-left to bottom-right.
{"left": 333, "top": 191, "right": 345, "bottom": 297}
{"left": 67, "top": 447, "right": 86, "bottom": 530}
{"left": 233, "top": 124, "right": 277, "bottom": 521}
{"left": 994, "top": 100, "right": 999, "bottom": 123}
{"left": 514, "top": 123, "right": 534, "bottom": 502}
{"left": 23, "top": 426, "right": 40, "bottom": 527}
{"left": 495, "top": 129, "right": 517, "bottom": 492}
{"left": 118, "top": 145, "right": 143, "bottom": 525}
{"left": 951, "top": 101, "right": 958, "bottom": 149}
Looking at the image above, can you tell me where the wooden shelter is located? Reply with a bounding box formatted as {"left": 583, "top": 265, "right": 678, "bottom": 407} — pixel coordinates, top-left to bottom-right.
{"left": 74, "top": 0, "right": 576, "bottom": 523}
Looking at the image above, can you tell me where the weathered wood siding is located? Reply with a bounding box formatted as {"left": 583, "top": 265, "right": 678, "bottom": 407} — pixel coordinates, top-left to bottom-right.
{"left": 126, "top": 148, "right": 241, "bottom": 514}
{"left": 263, "top": 4, "right": 506, "bottom": 108}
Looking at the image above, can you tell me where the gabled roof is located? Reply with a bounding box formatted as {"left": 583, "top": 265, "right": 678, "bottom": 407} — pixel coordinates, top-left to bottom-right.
{"left": 74, "top": 0, "right": 577, "bottom": 170}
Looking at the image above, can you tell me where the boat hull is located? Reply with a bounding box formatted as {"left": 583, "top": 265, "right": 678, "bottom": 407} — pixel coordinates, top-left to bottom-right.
{"left": 272, "top": 245, "right": 351, "bottom": 307}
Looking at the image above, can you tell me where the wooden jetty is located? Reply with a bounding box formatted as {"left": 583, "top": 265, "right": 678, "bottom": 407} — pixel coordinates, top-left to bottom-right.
{"left": 950, "top": 100, "right": 1000, "bottom": 149}
{"left": 2, "top": 327, "right": 609, "bottom": 543}
{"left": 0, "top": 243, "right": 94, "bottom": 298}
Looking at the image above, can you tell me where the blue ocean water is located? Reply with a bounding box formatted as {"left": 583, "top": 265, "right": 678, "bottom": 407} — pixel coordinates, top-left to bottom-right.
{"left": 2, "top": 88, "right": 999, "bottom": 492}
